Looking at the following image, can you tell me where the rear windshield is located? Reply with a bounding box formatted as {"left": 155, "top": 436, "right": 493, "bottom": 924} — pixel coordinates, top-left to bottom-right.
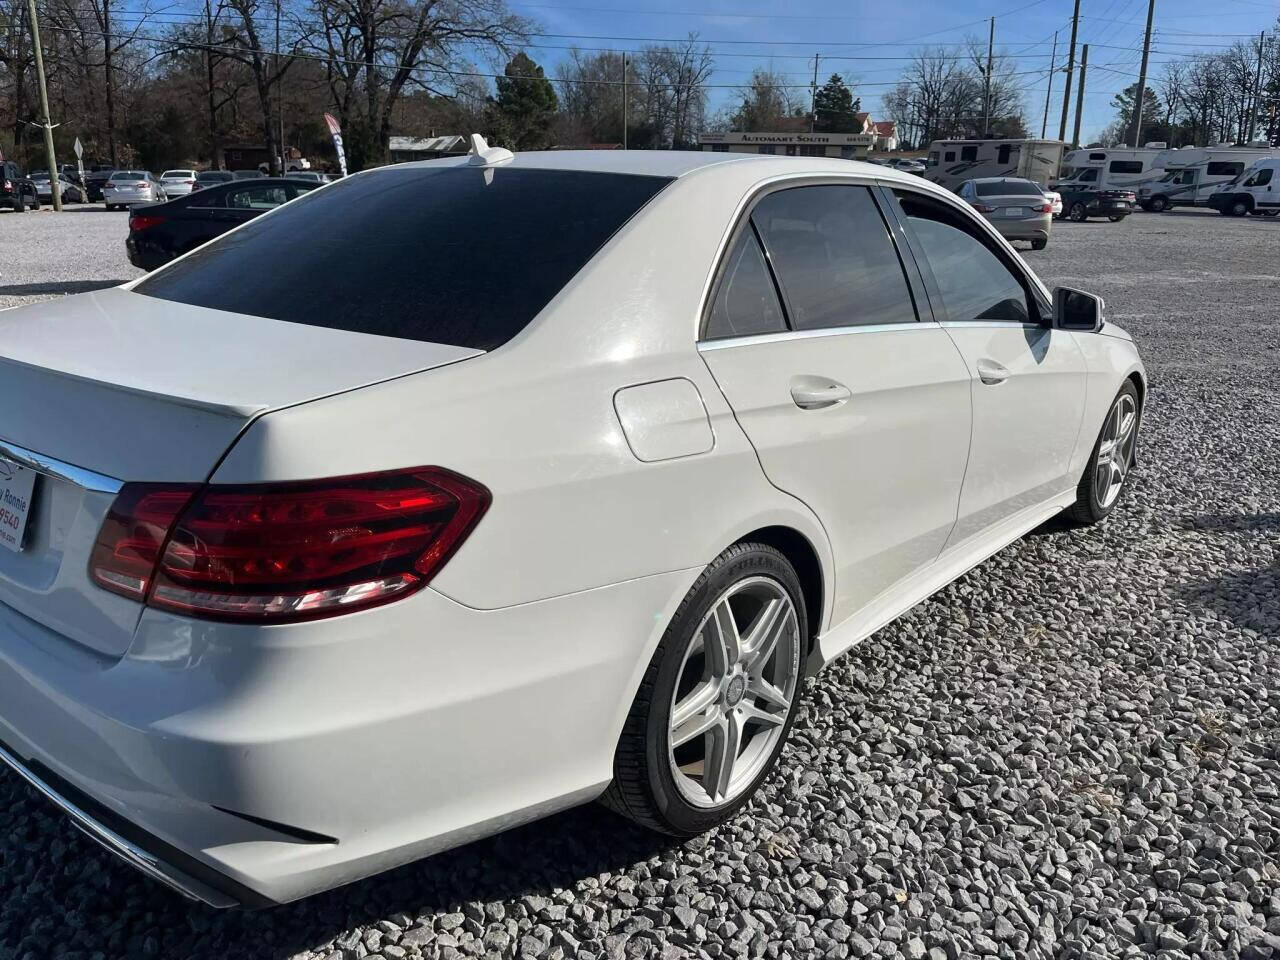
{"left": 111, "top": 171, "right": 146, "bottom": 180}
{"left": 975, "top": 180, "right": 1044, "bottom": 197}
{"left": 134, "top": 166, "right": 673, "bottom": 350}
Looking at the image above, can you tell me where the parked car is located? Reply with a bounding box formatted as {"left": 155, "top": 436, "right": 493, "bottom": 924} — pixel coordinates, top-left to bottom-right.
{"left": 890, "top": 158, "right": 927, "bottom": 175}
{"left": 284, "top": 170, "right": 326, "bottom": 182}
{"left": 1207, "top": 157, "right": 1279, "bottom": 217}
{"left": 1, "top": 161, "right": 40, "bottom": 211}
{"left": 83, "top": 168, "right": 116, "bottom": 202}
{"left": 103, "top": 170, "right": 167, "bottom": 209}
{"left": 957, "top": 177, "right": 1052, "bottom": 249}
{"left": 0, "top": 147, "right": 1145, "bottom": 907}
{"left": 31, "top": 172, "right": 87, "bottom": 204}
{"left": 1058, "top": 186, "right": 1135, "bottom": 222}
{"left": 1044, "top": 189, "right": 1063, "bottom": 217}
{"left": 127, "top": 177, "right": 321, "bottom": 270}
{"left": 193, "top": 170, "right": 235, "bottom": 191}
{"left": 232, "top": 168, "right": 263, "bottom": 179}
{"left": 159, "top": 169, "right": 199, "bottom": 197}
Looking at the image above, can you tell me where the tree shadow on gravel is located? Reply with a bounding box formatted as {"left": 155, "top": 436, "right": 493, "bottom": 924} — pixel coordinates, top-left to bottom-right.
{"left": 1178, "top": 564, "right": 1279, "bottom": 635}
{"left": 0, "top": 279, "right": 123, "bottom": 296}
{"left": 1180, "top": 511, "right": 1280, "bottom": 533}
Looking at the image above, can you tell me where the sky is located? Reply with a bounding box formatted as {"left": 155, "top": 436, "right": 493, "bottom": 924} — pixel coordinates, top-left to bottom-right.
{"left": 509, "top": 0, "right": 1279, "bottom": 144}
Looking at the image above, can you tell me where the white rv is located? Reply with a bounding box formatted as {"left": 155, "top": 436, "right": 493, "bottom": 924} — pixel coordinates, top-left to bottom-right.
{"left": 1206, "top": 156, "right": 1279, "bottom": 216}
{"left": 924, "top": 139, "right": 1065, "bottom": 191}
{"left": 1052, "top": 144, "right": 1171, "bottom": 194}
{"left": 1137, "top": 143, "right": 1276, "bottom": 211}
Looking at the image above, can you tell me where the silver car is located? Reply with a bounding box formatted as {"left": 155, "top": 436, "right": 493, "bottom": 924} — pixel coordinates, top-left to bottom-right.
{"left": 103, "top": 171, "right": 166, "bottom": 210}
{"left": 957, "top": 177, "right": 1053, "bottom": 250}
{"left": 159, "top": 169, "right": 198, "bottom": 197}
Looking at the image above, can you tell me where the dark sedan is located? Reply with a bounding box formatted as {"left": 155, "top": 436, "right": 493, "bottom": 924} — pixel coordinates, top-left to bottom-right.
{"left": 126, "top": 177, "right": 320, "bottom": 270}
{"left": 83, "top": 168, "right": 116, "bottom": 202}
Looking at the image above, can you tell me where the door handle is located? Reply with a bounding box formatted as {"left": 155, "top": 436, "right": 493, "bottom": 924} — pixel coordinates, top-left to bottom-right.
{"left": 976, "top": 359, "right": 1011, "bottom": 385}
{"left": 790, "top": 375, "right": 851, "bottom": 410}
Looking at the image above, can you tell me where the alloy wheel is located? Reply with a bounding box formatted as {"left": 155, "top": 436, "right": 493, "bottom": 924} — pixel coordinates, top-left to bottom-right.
{"left": 1095, "top": 393, "right": 1138, "bottom": 508}
{"left": 667, "top": 576, "right": 800, "bottom": 808}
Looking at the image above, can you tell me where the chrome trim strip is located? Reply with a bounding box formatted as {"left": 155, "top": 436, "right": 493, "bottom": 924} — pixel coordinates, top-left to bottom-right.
{"left": 0, "top": 741, "right": 237, "bottom": 908}
{"left": 938, "top": 321, "right": 1046, "bottom": 330}
{"left": 699, "top": 321, "right": 943, "bottom": 351}
{"left": 0, "top": 437, "right": 123, "bottom": 495}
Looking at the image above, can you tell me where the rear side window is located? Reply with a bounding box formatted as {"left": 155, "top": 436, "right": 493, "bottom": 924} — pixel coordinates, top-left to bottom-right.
{"left": 1207, "top": 161, "right": 1244, "bottom": 177}
{"left": 226, "top": 184, "right": 291, "bottom": 209}
{"left": 750, "top": 185, "right": 917, "bottom": 331}
{"left": 703, "top": 231, "right": 786, "bottom": 340}
{"left": 1109, "top": 160, "right": 1143, "bottom": 174}
{"left": 944, "top": 151, "right": 956, "bottom": 162}
{"left": 895, "top": 191, "right": 1031, "bottom": 325}
{"left": 135, "top": 167, "right": 672, "bottom": 350}
{"left": 997, "top": 145, "right": 1011, "bottom": 164}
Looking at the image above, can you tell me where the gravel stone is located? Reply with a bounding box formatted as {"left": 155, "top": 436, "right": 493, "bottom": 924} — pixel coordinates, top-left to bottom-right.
{"left": 1, "top": 209, "right": 1278, "bottom": 960}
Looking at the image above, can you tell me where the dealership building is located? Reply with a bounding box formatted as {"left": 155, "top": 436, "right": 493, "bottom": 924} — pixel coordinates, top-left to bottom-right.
{"left": 698, "top": 131, "right": 878, "bottom": 159}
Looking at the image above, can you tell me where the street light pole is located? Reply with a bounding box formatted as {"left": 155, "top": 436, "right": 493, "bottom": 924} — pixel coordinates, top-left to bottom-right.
{"left": 26, "top": 0, "right": 61, "bottom": 210}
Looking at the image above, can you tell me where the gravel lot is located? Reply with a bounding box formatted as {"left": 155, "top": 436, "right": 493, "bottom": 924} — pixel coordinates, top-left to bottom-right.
{"left": 1, "top": 207, "right": 1279, "bottom": 960}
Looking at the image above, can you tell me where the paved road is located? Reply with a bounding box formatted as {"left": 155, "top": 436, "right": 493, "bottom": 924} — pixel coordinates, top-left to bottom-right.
{"left": 1, "top": 207, "right": 1278, "bottom": 960}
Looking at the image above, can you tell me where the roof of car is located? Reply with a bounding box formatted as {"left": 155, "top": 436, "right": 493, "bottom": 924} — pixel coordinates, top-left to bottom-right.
{"left": 377, "top": 148, "right": 934, "bottom": 187}
{"left": 967, "top": 176, "right": 1037, "bottom": 184}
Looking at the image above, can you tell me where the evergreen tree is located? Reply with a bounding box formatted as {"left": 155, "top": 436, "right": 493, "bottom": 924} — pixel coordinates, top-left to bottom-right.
{"left": 490, "top": 53, "right": 559, "bottom": 150}
{"left": 813, "top": 74, "right": 862, "bottom": 133}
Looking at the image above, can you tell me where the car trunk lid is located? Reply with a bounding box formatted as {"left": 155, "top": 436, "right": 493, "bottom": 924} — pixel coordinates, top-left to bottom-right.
{"left": 0, "top": 287, "right": 482, "bottom": 656}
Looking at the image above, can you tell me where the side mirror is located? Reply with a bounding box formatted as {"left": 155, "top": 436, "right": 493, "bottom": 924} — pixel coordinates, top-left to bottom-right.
{"left": 1053, "top": 286, "right": 1105, "bottom": 332}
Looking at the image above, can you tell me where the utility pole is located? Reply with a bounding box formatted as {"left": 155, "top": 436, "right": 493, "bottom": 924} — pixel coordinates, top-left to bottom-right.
{"left": 1058, "top": 0, "right": 1081, "bottom": 141}
{"left": 275, "top": 0, "right": 285, "bottom": 174}
{"left": 810, "top": 53, "right": 819, "bottom": 133}
{"left": 1039, "top": 31, "right": 1059, "bottom": 140}
{"left": 26, "top": 0, "right": 60, "bottom": 210}
{"left": 621, "top": 52, "right": 628, "bottom": 149}
{"left": 1072, "top": 44, "right": 1088, "bottom": 149}
{"left": 1128, "top": 0, "right": 1156, "bottom": 147}
{"left": 983, "top": 18, "right": 995, "bottom": 137}
{"left": 1246, "top": 31, "right": 1265, "bottom": 142}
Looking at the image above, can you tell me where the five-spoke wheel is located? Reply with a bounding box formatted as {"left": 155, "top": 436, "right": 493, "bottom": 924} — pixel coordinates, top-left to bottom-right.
{"left": 1068, "top": 380, "right": 1141, "bottom": 524}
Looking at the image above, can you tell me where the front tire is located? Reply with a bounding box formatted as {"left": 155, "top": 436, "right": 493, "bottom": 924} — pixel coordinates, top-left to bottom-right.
{"left": 1067, "top": 381, "right": 1140, "bottom": 525}
{"left": 1230, "top": 197, "right": 1251, "bottom": 217}
{"left": 1068, "top": 202, "right": 1089, "bottom": 222}
{"left": 1148, "top": 196, "right": 1168, "bottom": 212}
{"left": 603, "top": 542, "right": 807, "bottom": 836}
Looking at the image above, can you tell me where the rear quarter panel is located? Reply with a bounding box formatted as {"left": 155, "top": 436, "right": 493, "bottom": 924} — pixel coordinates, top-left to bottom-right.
{"left": 211, "top": 165, "right": 836, "bottom": 620}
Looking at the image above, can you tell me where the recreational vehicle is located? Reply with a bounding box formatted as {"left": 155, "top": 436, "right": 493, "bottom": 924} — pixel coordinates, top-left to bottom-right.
{"left": 1206, "top": 156, "right": 1280, "bottom": 216}
{"left": 1052, "top": 144, "right": 1171, "bottom": 194}
{"left": 1136, "top": 143, "right": 1275, "bottom": 210}
{"left": 923, "top": 139, "right": 1065, "bottom": 191}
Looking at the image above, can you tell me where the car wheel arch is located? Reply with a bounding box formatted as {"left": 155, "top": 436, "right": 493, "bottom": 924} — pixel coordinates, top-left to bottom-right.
{"left": 732, "top": 524, "right": 825, "bottom": 661}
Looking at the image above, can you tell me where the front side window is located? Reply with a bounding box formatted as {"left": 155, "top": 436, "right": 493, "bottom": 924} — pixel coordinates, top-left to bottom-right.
{"left": 750, "top": 185, "right": 917, "bottom": 331}
{"left": 1109, "top": 160, "right": 1143, "bottom": 174}
{"left": 1245, "top": 167, "right": 1273, "bottom": 187}
{"left": 135, "top": 167, "right": 673, "bottom": 350}
{"left": 703, "top": 230, "right": 786, "bottom": 340}
{"left": 944, "top": 151, "right": 956, "bottom": 163}
{"left": 895, "top": 191, "right": 1031, "bottom": 325}
{"left": 1077, "top": 168, "right": 1099, "bottom": 183}
{"left": 961, "top": 145, "right": 978, "bottom": 162}
{"left": 927, "top": 152, "right": 940, "bottom": 167}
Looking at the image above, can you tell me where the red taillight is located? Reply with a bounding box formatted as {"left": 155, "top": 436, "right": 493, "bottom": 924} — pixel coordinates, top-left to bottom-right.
{"left": 135, "top": 181, "right": 148, "bottom": 188}
{"left": 1037, "top": 203, "right": 1052, "bottom": 213}
{"left": 973, "top": 203, "right": 996, "bottom": 213}
{"left": 130, "top": 213, "right": 165, "bottom": 231}
{"left": 90, "top": 468, "right": 489, "bottom": 622}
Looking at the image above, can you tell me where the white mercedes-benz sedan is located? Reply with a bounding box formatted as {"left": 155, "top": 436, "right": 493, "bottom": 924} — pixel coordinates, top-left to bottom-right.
{"left": 0, "top": 141, "right": 1145, "bottom": 907}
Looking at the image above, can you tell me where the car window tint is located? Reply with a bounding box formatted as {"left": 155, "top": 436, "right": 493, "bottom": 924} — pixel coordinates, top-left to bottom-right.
{"left": 1245, "top": 168, "right": 1272, "bottom": 187}
{"left": 975, "top": 180, "right": 1043, "bottom": 197}
{"left": 961, "top": 145, "right": 978, "bottom": 162}
{"left": 895, "top": 191, "right": 1031, "bottom": 325}
{"left": 226, "top": 185, "right": 290, "bottom": 209}
{"left": 1207, "top": 162, "right": 1244, "bottom": 177}
{"left": 1077, "top": 168, "right": 1099, "bottom": 182}
{"left": 703, "top": 230, "right": 786, "bottom": 340}
{"left": 750, "top": 185, "right": 917, "bottom": 331}
{"left": 134, "top": 167, "right": 673, "bottom": 350}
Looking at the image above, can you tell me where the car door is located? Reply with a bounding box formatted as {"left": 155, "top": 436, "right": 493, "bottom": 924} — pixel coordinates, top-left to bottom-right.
{"left": 887, "top": 187, "right": 1087, "bottom": 548}
{"left": 698, "top": 182, "right": 973, "bottom": 628}
{"left": 1244, "top": 165, "right": 1276, "bottom": 211}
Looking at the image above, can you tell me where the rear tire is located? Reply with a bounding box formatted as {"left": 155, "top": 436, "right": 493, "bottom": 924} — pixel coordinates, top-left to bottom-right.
{"left": 28, "top": 192, "right": 39, "bottom": 210}
{"left": 1031, "top": 238, "right": 1047, "bottom": 250}
{"left": 1068, "top": 202, "right": 1089, "bottom": 222}
{"left": 603, "top": 542, "right": 807, "bottom": 837}
{"left": 1066, "top": 381, "right": 1140, "bottom": 526}
{"left": 1108, "top": 214, "right": 1126, "bottom": 222}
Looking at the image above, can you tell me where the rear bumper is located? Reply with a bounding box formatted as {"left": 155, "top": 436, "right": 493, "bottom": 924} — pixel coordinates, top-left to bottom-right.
{"left": 991, "top": 215, "right": 1050, "bottom": 241}
{"left": 0, "top": 567, "right": 694, "bottom": 904}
